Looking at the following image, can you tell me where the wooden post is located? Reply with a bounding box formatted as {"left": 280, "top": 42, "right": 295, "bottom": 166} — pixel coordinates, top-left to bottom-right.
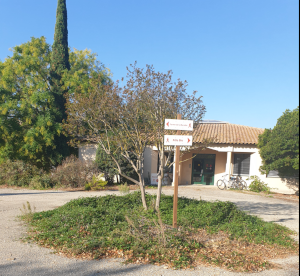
{"left": 173, "top": 114, "right": 181, "bottom": 228}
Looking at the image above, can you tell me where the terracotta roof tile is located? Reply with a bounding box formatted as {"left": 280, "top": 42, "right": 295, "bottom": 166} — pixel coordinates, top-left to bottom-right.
{"left": 193, "top": 123, "right": 264, "bottom": 145}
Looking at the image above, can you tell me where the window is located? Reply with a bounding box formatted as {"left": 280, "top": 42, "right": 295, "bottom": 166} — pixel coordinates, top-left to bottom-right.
{"left": 233, "top": 154, "right": 251, "bottom": 175}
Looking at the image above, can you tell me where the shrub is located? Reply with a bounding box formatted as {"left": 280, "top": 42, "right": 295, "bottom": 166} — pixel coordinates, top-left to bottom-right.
{"left": 29, "top": 174, "right": 53, "bottom": 189}
{"left": 0, "top": 156, "right": 103, "bottom": 189}
{"left": 50, "top": 155, "right": 100, "bottom": 188}
{"left": 24, "top": 192, "right": 298, "bottom": 271}
{"left": 118, "top": 182, "right": 130, "bottom": 194}
{"left": 247, "top": 175, "right": 271, "bottom": 193}
{"left": 85, "top": 174, "right": 108, "bottom": 190}
{"left": 0, "top": 160, "right": 41, "bottom": 187}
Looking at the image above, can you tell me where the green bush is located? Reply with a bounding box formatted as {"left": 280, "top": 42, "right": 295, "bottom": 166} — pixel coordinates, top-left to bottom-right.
{"left": 118, "top": 182, "right": 130, "bottom": 194}
{"left": 0, "top": 156, "right": 102, "bottom": 189}
{"left": 29, "top": 174, "right": 53, "bottom": 189}
{"left": 247, "top": 175, "right": 271, "bottom": 193}
{"left": 85, "top": 174, "right": 108, "bottom": 190}
{"left": 0, "top": 160, "right": 41, "bottom": 187}
{"left": 24, "top": 192, "right": 297, "bottom": 270}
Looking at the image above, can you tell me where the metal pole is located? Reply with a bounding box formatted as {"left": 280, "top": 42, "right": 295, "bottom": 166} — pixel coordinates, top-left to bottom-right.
{"left": 173, "top": 114, "right": 181, "bottom": 228}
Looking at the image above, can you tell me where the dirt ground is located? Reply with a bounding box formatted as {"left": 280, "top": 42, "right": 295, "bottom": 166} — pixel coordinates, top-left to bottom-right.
{"left": 0, "top": 185, "right": 299, "bottom": 276}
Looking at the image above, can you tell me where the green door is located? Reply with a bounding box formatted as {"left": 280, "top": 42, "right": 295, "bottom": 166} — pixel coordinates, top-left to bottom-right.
{"left": 192, "top": 154, "right": 215, "bottom": 185}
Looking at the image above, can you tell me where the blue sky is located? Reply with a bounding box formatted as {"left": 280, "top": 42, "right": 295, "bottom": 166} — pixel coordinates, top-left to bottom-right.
{"left": 0, "top": 0, "right": 298, "bottom": 129}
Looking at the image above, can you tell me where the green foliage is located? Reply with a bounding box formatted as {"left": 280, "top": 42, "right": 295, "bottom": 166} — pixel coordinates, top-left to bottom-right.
{"left": 258, "top": 107, "right": 299, "bottom": 177}
{"left": 0, "top": 37, "right": 60, "bottom": 169}
{"left": 0, "top": 37, "right": 110, "bottom": 170}
{"left": 247, "top": 176, "right": 271, "bottom": 194}
{"left": 51, "top": 0, "right": 70, "bottom": 76}
{"left": 63, "top": 49, "right": 112, "bottom": 96}
{"left": 49, "top": 0, "right": 70, "bottom": 160}
{"left": 0, "top": 159, "right": 43, "bottom": 187}
{"left": 118, "top": 182, "right": 130, "bottom": 194}
{"left": 20, "top": 201, "right": 36, "bottom": 223}
{"left": 29, "top": 174, "right": 53, "bottom": 190}
{"left": 95, "top": 143, "right": 138, "bottom": 184}
{"left": 0, "top": 156, "right": 101, "bottom": 189}
{"left": 24, "top": 192, "right": 297, "bottom": 270}
{"left": 85, "top": 174, "right": 108, "bottom": 191}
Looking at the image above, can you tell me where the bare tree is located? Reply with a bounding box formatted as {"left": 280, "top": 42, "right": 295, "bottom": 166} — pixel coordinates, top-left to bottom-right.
{"left": 135, "top": 66, "right": 206, "bottom": 208}
{"left": 63, "top": 63, "right": 206, "bottom": 210}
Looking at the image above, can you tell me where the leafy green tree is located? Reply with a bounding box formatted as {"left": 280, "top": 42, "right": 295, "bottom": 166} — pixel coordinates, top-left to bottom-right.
{"left": 0, "top": 37, "right": 110, "bottom": 169}
{"left": 258, "top": 107, "right": 299, "bottom": 177}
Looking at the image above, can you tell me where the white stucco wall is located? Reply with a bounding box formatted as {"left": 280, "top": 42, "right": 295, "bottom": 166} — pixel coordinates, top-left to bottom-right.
{"left": 149, "top": 144, "right": 298, "bottom": 194}
{"left": 78, "top": 144, "right": 98, "bottom": 162}
{"left": 143, "top": 146, "right": 158, "bottom": 182}
{"left": 78, "top": 143, "right": 298, "bottom": 194}
{"left": 240, "top": 148, "right": 299, "bottom": 194}
{"left": 79, "top": 144, "right": 159, "bottom": 184}
{"left": 207, "top": 145, "right": 298, "bottom": 194}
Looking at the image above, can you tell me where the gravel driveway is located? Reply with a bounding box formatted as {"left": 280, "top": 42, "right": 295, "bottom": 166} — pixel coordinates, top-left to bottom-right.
{"left": 0, "top": 186, "right": 298, "bottom": 276}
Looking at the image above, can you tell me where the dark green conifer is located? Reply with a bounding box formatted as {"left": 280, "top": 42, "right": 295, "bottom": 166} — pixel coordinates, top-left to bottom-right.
{"left": 51, "top": 0, "right": 70, "bottom": 74}
{"left": 50, "top": 0, "right": 71, "bottom": 163}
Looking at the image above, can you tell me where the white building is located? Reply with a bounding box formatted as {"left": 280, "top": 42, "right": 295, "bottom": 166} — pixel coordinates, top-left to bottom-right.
{"left": 79, "top": 121, "right": 299, "bottom": 194}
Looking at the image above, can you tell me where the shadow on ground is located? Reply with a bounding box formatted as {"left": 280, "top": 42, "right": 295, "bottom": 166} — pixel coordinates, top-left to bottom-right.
{"left": 234, "top": 201, "right": 298, "bottom": 218}
{"left": 0, "top": 260, "right": 144, "bottom": 276}
{"left": 0, "top": 191, "right": 70, "bottom": 196}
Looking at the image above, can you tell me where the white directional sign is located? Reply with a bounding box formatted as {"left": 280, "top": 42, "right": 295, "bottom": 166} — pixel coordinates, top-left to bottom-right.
{"left": 164, "top": 119, "right": 193, "bottom": 131}
{"left": 151, "top": 173, "right": 169, "bottom": 185}
{"left": 164, "top": 135, "right": 193, "bottom": 146}
{"left": 151, "top": 173, "right": 158, "bottom": 185}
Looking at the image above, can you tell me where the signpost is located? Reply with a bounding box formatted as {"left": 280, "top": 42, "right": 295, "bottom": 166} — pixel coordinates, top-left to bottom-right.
{"left": 164, "top": 135, "right": 193, "bottom": 146}
{"left": 164, "top": 115, "right": 193, "bottom": 228}
{"left": 164, "top": 119, "right": 193, "bottom": 131}
{"left": 151, "top": 173, "right": 169, "bottom": 185}
{"left": 151, "top": 173, "right": 158, "bottom": 185}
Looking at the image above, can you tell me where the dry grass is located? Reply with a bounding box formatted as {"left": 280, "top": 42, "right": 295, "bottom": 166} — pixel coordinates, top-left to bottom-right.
{"left": 57, "top": 226, "right": 298, "bottom": 272}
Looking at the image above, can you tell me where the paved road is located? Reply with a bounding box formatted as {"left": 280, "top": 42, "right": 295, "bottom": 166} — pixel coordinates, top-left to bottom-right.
{"left": 0, "top": 186, "right": 298, "bottom": 276}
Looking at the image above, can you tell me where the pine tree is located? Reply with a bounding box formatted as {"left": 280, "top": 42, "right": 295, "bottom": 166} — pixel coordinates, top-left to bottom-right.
{"left": 50, "top": 0, "right": 71, "bottom": 162}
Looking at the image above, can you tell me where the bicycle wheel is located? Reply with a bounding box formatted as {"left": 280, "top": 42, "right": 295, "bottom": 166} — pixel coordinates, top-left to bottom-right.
{"left": 217, "top": 179, "right": 226, "bottom": 190}
{"left": 236, "top": 180, "right": 244, "bottom": 190}
{"left": 241, "top": 180, "right": 247, "bottom": 189}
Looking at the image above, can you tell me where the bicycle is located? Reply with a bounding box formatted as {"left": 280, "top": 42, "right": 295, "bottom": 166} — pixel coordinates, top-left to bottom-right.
{"left": 217, "top": 174, "right": 244, "bottom": 190}
{"left": 235, "top": 175, "right": 248, "bottom": 190}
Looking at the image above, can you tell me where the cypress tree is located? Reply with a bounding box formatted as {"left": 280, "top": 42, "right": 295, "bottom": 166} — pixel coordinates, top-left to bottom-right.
{"left": 51, "top": 0, "right": 70, "bottom": 73}
{"left": 50, "top": 0, "right": 71, "bottom": 164}
{"left": 51, "top": 0, "right": 70, "bottom": 118}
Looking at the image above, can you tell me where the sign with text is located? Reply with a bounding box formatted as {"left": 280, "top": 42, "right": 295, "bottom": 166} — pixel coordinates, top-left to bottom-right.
{"left": 151, "top": 173, "right": 158, "bottom": 185}
{"left": 164, "top": 135, "right": 193, "bottom": 146}
{"left": 151, "top": 173, "right": 169, "bottom": 185}
{"left": 164, "top": 119, "right": 193, "bottom": 131}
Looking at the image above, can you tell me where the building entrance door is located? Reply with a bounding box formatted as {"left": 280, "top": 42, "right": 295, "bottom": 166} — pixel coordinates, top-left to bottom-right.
{"left": 192, "top": 154, "right": 215, "bottom": 185}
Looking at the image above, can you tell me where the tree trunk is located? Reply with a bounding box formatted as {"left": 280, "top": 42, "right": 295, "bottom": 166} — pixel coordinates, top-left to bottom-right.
{"left": 110, "top": 153, "right": 148, "bottom": 210}
{"left": 138, "top": 158, "right": 148, "bottom": 210}
{"left": 139, "top": 182, "right": 148, "bottom": 210}
{"left": 155, "top": 147, "right": 164, "bottom": 210}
